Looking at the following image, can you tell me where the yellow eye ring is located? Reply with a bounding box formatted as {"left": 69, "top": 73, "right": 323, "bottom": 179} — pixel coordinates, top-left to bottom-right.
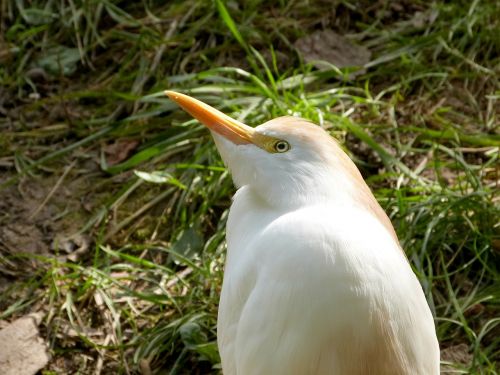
{"left": 274, "top": 140, "right": 290, "bottom": 153}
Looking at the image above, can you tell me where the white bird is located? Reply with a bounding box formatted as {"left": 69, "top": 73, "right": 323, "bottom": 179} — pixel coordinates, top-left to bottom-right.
{"left": 166, "top": 91, "right": 440, "bottom": 375}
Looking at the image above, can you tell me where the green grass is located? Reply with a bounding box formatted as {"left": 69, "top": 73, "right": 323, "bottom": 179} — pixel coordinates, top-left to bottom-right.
{"left": 0, "top": 0, "right": 499, "bottom": 373}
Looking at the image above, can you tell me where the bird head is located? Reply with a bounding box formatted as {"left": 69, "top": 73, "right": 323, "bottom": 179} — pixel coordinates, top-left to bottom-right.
{"left": 165, "top": 91, "right": 392, "bottom": 231}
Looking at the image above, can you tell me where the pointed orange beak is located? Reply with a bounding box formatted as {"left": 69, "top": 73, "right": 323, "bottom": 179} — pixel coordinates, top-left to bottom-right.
{"left": 165, "top": 91, "right": 255, "bottom": 145}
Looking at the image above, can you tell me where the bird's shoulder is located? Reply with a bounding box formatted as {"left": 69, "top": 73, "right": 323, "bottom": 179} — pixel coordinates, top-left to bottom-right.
{"left": 227, "top": 187, "right": 407, "bottom": 278}
{"left": 262, "top": 203, "right": 401, "bottom": 257}
{"left": 227, "top": 200, "right": 406, "bottom": 284}
{"left": 231, "top": 186, "right": 395, "bottom": 245}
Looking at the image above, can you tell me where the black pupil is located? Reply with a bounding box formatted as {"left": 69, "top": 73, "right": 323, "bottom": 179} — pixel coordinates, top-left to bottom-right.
{"left": 277, "top": 142, "right": 286, "bottom": 151}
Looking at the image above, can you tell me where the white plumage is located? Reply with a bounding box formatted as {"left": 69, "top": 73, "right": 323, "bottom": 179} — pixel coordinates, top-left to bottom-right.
{"left": 166, "top": 91, "right": 440, "bottom": 375}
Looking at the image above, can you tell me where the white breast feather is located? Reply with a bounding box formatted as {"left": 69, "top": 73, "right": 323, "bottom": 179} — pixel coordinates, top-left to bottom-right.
{"left": 217, "top": 187, "right": 439, "bottom": 375}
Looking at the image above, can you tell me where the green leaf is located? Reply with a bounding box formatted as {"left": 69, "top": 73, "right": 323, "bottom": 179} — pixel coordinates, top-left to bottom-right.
{"left": 35, "top": 45, "right": 81, "bottom": 76}
{"left": 20, "top": 8, "right": 56, "bottom": 25}
{"left": 134, "top": 170, "right": 187, "bottom": 189}
{"left": 170, "top": 227, "right": 204, "bottom": 262}
{"left": 215, "top": 0, "right": 248, "bottom": 52}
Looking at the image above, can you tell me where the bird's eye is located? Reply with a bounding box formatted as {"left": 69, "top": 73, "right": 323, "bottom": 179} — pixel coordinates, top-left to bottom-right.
{"left": 274, "top": 140, "right": 290, "bottom": 153}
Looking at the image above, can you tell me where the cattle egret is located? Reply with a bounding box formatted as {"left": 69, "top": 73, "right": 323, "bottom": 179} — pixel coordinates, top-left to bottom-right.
{"left": 166, "top": 91, "right": 440, "bottom": 375}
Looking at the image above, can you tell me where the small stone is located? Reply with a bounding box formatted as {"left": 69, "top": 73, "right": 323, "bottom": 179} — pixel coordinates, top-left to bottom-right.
{"left": 0, "top": 313, "right": 50, "bottom": 375}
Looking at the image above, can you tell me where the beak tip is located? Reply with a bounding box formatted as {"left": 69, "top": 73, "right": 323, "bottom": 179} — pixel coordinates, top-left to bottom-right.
{"left": 164, "top": 90, "right": 178, "bottom": 100}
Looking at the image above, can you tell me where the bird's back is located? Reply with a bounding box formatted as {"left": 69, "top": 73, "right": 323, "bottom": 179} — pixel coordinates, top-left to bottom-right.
{"left": 217, "top": 186, "right": 439, "bottom": 375}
